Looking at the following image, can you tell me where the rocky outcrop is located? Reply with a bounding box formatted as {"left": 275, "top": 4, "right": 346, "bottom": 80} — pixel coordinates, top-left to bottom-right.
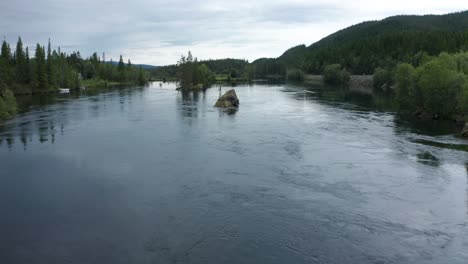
{"left": 462, "top": 123, "right": 468, "bottom": 137}
{"left": 214, "top": 89, "right": 239, "bottom": 108}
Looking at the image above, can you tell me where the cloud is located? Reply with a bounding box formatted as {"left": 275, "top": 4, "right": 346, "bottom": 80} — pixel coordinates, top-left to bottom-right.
{"left": 0, "top": 0, "right": 466, "bottom": 65}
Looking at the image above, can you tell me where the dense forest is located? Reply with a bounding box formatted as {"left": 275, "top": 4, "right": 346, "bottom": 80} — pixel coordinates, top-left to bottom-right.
{"left": 0, "top": 38, "right": 147, "bottom": 94}
{"left": 394, "top": 52, "right": 468, "bottom": 118}
{"left": 278, "top": 11, "right": 468, "bottom": 74}
{"left": 0, "top": 37, "right": 147, "bottom": 120}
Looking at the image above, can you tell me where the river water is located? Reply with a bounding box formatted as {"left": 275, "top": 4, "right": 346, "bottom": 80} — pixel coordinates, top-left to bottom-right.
{"left": 1, "top": 82, "right": 467, "bottom": 264}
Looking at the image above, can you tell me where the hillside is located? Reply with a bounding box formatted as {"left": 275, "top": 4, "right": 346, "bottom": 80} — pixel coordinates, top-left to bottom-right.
{"left": 278, "top": 11, "right": 468, "bottom": 74}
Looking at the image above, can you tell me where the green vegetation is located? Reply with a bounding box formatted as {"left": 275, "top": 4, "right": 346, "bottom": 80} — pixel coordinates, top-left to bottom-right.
{"left": 395, "top": 52, "right": 468, "bottom": 118}
{"left": 0, "top": 37, "right": 148, "bottom": 95}
{"left": 153, "top": 11, "right": 468, "bottom": 89}
{"left": 0, "top": 37, "right": 149, "bottom": 121}
{"left": 151, "top": 58, "right": 254, "bottom": 83}
{"left": 276, "top": 11, "right": 468, "bottom": 120}
{"left": 176, "top": 51, "right": 215, "bottom": 90}
{"left": 286, "top": 69, "right": 304, "bottom": 82}
{"left": 250, "top": 58, "right": 286, "bottom": 79}
{"left": 278, "top": 11, "right": 468, "bottom": 75}
{"left": 373, "top": 67, "right": 394, "bottom": 90}
{"left": 323, "top": 64, "right": 350, "bottom": 85}
{"left": 0, "top": 89, "right": 17, "bottom": 120}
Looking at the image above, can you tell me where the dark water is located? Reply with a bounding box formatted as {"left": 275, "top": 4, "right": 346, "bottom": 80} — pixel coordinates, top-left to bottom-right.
{"left": 1, "top": 82, "right": 467, "bottom": 264}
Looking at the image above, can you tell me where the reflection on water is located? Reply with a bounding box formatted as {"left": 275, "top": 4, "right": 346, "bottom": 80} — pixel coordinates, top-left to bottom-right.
{"left": 1, "top": 82, "right": 468, "bottom": 264}
{"left": 178, "top": 89, "right": 205, "bottom": 118}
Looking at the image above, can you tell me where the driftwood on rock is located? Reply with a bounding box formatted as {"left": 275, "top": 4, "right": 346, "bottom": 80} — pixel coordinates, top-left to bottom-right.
{"left": 214, "top": 89, "right": 239, "bottom": 108}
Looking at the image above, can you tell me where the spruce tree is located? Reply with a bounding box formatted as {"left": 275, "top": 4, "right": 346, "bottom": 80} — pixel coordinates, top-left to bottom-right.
{"left": 118, "top": 55, "right": 125, "bottom": 82}
{"left": 118, "top": 55, "right": 125, "bottom": 72}
{"left": 0, "top": 40, "right": 12, "bottom": 85}
{"left": 34, "top": 44, "right": 48, "bottom": 91}
{"left": 46, "top": 39, "right": 55, "bottom": 87}
{"left": 1, "top": 40, "right": 11, "bottom": 61}
{"left": 15, "top": 37, "right": 27, "bottom": 84}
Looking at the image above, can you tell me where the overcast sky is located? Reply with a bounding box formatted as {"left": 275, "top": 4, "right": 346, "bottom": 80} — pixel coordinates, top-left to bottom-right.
{"left": 0, "top": 0, "right": 467, "bottom": 65}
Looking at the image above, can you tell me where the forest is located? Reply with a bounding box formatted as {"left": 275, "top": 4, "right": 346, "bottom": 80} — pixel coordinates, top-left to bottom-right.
{"left": 153, "top": 11, "right": 468, "bottom": 81}
{"left": 0, "top": 37, "right": 147, "bottom": 120}
{"left": 394, "top": 52, "right": 468, "bottom": 118}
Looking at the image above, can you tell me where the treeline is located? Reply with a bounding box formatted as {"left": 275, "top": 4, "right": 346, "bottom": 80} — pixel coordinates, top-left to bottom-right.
{"left": 276, "top": 11, "right": 468, "bottom": 75}
{"left": 152, "top": 56, "right": 289, "bottom": 82}
{"left": 151, "top": 57, "right": 254, "bottom": 82}
{"left": 0, "top": 37, "right": 147, "bottom": 95}
{"left": 301, "top": 31, "right": 468, "bottom": 74}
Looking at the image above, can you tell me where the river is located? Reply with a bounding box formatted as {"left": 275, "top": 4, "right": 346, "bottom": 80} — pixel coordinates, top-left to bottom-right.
{"left": 1, "top": 82, "right": 467, "bottom": 263}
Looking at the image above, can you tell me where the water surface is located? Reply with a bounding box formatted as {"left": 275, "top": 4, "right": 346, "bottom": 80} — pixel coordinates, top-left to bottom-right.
{"left": 1, "top": 82, "right": 467, "bottom": 264}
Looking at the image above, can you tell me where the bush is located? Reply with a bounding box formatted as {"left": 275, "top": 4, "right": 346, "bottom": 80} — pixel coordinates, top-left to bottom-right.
{"left": 323, "top": 64, "right": 350, "bottom": 85}
{"left": 395, "top": 63, "right": 417, "bottom": 111}
{"left": 416, "top": 59, "right": 464, "bottom": 117}
{"left": 0, "top": 97, "right": 8, "bottom": 120}
{"left": 84, "top": 62, "right": 96, "bottom": 79}
{"left": 286, "top": 69, "right": 304, "bottom": 82}
{"left": 373, "top": 67, "right": 393, "bottom": 90}
{"left": 395, "top": 52, "right": 468, "bottom": 117}
{"left": 0, "top": 89, "right": 16, "bottom": 120}
{"left": 458, "top": 84, "right": 468, "bottom": 113}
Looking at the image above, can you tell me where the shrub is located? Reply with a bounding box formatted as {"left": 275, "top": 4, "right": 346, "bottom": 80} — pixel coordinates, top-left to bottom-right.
{"left": 0, "top": 89, "right": 16, "bottom": 120}
{"left": 323, "top": 64, "right": 350, "bottom": 85}
{"left": 416, "top": 59, "right": 464, "bottom": 117}
{"left": 373, "top": 67, "right": 393, "bottom": 90}
{"left": 286, "top": 69, "right": 304, "bottom": 82}
{"left": 395, "top": 63, "right": 417, "bottom": 111}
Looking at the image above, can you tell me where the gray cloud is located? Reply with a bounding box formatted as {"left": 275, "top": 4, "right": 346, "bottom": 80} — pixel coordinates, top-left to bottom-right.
{"left": 1, "top": 0, "right": 466, "bottom": 65}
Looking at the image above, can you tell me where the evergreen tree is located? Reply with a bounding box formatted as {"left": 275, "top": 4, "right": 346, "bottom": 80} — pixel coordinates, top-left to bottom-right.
{"left": 137, "top": 66, "right": 146, "bottom": 85}
{"left": 34, "top": 44, "right": 48, "bottom": 91}
{"left": 118, "top": 55, "right": 125, "bottom": 72}
{"left": 47, "top": 39, "right": 55, "bottom": 87}
{"left": 0, "top": 40, "right": 12, "bottom": 85}
{"left": 15, "top": 37, "right": 28, "bottom": 85}
{"left": 25, "top": 46, "right": 30, "bottom": 83}
{"left": 1, "top": 40, "right": 11, "bottom": 61}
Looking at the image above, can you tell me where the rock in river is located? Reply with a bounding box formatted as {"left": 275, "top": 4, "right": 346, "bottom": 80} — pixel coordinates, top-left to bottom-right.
{"left": 214, "top": 89, "right": 239, "bottom": 108}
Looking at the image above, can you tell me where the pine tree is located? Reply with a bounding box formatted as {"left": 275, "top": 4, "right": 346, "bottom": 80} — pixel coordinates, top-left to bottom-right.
{"left": 25, "top": 46, "right": 32, "bottom": 84}
{"left": 1, "top": 40, "right": 11, "bottom": 61}
{"left": 46, "top": 39, "right": 55, "bottom": 87}
{"left": 15, "top": 37, "right": 28, "bottom": 84}
{"left": 34, "top": 44, "right": 48, "bottom": 91}
{"left": 117, "top": 55, "right": 125, "bottom": 82}
{"left": 138, "top": 66, "right": 145, "bottom": 85}
{"left": 118, "top": 55, "right": 124, "bottom": 72}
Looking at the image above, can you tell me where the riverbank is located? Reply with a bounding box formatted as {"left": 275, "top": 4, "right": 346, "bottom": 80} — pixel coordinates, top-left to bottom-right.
{"left": 305, "top": 74, "right": 375, "bottom": 94}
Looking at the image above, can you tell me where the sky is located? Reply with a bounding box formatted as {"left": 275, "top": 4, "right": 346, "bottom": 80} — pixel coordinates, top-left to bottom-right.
{"left": 0, "top": 0, "right": 467, "bottom": 65}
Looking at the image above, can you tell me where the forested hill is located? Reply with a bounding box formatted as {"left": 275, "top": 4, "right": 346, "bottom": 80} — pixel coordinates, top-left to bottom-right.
{"left": 278, "top": 10, "right": 468, "bottom": 74}
{"left": 311, "top": 11, "right": 468, "bottom": 49}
